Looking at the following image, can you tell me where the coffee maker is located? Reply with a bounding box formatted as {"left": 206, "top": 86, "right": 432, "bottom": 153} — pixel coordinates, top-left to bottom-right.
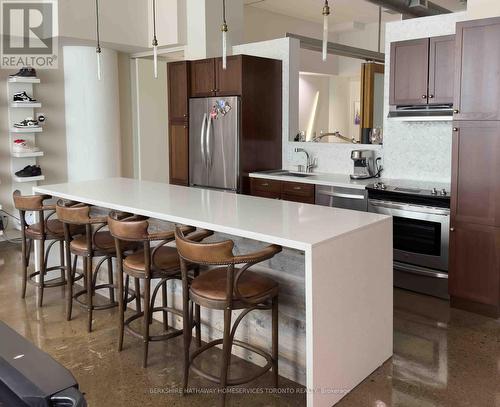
{"left": 350, "top": 150, "right": 376, "bottom": 179}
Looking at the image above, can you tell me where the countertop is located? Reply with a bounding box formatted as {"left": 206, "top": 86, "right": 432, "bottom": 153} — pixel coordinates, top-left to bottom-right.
{"left": 250, "top": 171, "right": 452, "bottom": 193}
{"left": 34, "top": 178, "right": 389, "bottom": 251}
{"left": 249, "top": 171, "right": 374, "bottom": 190}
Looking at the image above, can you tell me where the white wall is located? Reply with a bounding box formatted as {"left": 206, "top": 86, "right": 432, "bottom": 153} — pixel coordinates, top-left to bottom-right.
{"left": 467, "top": 0, "right": 500, "bottom": 19}
{"left": 63, "top": 46, "right": 121, "bottom": 182}
{"left": 131, "top": 58, "right": 169, "bottom": 183}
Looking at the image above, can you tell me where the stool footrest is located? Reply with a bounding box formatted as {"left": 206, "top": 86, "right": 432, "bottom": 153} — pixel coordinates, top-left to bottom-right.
{"left": 27, "top": 272, "right": 66, "bottom": 288}
{"left": 189, "top": 338, "right": 274, "bottom": 386}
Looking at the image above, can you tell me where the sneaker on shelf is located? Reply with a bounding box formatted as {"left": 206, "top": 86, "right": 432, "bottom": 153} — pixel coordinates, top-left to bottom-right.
{"left": 13, "top": 118, "right": 39, "bottom": 128}
{"left": 12, "top": 139, "right": 40, "bottom": 154}
{"left": 13, "top": 91, "right": 37, "bottom": 103}
{"left": 9, "top": 67, "right": 37, "bottom": 78}
{"left": 15, "top": 165, "right": 42, "bottom": 178}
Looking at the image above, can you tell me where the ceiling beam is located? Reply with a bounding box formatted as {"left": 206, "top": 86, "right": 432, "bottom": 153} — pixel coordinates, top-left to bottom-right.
{"left": 287, "top": 33, "right": 385, "bottom": 63}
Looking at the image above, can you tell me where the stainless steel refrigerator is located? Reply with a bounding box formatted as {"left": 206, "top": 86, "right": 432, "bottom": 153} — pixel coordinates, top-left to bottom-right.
{"left": 189, "top": 97, "right": 240, "bottom": 192}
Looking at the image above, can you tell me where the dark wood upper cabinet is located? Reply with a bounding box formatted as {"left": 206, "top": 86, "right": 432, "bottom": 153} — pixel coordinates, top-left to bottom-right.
{"left": 454, "top": 17, "right": 500, "bottom": 120}
{"left": 215, "top": 56, "right": 242, "bottom": 96}
{"left": 390, "top": 36, "right": 455, "bottom": 106}
{"left": 169, "top": 123, "right": 189, "bottom": 186}
{"left": 451, "top": 121, "right": 500, "bottom": 227}
{"left": 449, "top": 221, "right": 500, "bottom": 316}
{"left": 168, "top": 61, "right": 190, "bottom": 122}
{"left": 428, "top": 35, "right": 455, "bottom": 105}
{"left": 389, "top": 38, "right": 429, "bottom": 106}
{"left": 190, "top": 59, "right": 216, "bottom": 97}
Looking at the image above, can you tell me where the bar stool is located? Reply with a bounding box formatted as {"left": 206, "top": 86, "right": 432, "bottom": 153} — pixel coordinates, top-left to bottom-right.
{"left": 108, "top": 211, "right": 213, "bottom": 368}
{"left": 174, "top": 228, "right": 282, "bottom": 406}
{"left": 13, "top": 191, "right": 84, "bottom": 307}
{"left": 56, "top": 200, "right": 137, "bottom": 332}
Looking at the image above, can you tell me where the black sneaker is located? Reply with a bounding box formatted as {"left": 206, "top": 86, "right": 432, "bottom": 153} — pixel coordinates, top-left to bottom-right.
{"left": 14, "top": 118, "right": 39, "bottom": 128}
{"left": 13, "top": 91, "right": 37, "bottom": 102}
{"left": 15, "top": 165, "right": 42, "bottom": 177}
{"left": 9, "top": 67, "right": 37, "bottom": 78}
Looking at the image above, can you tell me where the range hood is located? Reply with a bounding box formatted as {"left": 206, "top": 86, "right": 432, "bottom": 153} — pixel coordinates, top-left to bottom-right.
{"left": 388, "top": 105, "right": 453, "bottom": 121}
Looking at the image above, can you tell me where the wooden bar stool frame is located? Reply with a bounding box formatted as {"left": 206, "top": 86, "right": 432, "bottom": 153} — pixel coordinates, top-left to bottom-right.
{"left": 108, "top": 212, "right": 211, "bottom": 368}
{"left": 56, "top": 200, "right": 135, "bottom": 332}
{"left": 13, "top": 191, "right": 82, "bottom": 307}
{"left": 175, "top": 227, "right": 282, "bottom": 406}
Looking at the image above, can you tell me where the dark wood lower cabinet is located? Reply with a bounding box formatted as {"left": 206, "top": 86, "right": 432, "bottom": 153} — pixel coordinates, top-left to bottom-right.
{"left": 250, "top": 178, "right": 315, "bottom": 204}
{"left": 449, "top": 221, "right": 500, "bottom": 318}
{"left": 169, "top": 123, "right": 189, "bottom": 186}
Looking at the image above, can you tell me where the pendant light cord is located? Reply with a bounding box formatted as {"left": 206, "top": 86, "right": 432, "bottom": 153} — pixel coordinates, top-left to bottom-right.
{"left": 152, "top": 0, "right": 158, "bottom": 46}
{"left": 223, "top": 0, "right": 227, "bottom": 25}
{"left": 95, "top": 0, "right": 101, "bottom": 53}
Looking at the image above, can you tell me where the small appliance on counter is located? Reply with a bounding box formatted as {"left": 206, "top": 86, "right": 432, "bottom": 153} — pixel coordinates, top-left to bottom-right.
{"left": 350, "top": 150, "right": 381, "bottom": 179}
{"left": 366, "top": 180, "right": 451, "bottom": 299}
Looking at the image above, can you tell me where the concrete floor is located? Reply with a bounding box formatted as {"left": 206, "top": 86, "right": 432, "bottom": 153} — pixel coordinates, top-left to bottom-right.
{"left": 1, "top": 242, "right": 499, "bottom": 407}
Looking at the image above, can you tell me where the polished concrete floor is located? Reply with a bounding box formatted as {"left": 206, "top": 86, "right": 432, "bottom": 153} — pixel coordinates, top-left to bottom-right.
{"left": 1, "top": 242, "right": 499, "bottom": 407}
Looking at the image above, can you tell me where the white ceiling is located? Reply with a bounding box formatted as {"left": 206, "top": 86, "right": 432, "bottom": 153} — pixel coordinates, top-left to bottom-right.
{"left": 244, "top": 0, "right": 467, "bottom": 25}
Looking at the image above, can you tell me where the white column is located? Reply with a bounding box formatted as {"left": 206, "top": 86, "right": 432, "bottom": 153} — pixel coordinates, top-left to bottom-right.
{"left": 63, "top": 46, "right": 121, "bottom": 181}
{"left": 185, "top": 0, "right": 243, "bottom": 60}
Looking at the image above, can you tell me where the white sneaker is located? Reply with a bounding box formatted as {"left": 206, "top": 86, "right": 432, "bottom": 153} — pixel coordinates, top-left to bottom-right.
{"left": 12, "top": 139, "right": 39, "bottom": 154}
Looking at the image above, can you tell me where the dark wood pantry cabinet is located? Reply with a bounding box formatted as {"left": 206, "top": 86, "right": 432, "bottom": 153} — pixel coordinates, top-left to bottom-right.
{"left": 389, "top": 35, "right": 455, "bottom": 106}
{"left": 449, "top": 17, "right": 500, "bottom": 318}
{"left": 453, "top": 17, "right": 500, "bottom": 121}
{"left": 167, "top": 61, "right": 190, "bottom": 185}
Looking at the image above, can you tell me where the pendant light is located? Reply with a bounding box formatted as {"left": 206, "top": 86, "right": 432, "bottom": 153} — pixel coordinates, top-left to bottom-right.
{"left": 152, "top": 0, "right": 158, "bottom": 78}
{"left": 95, "top": 0, "right": 102, "bottom": 80}
{"left": 221, "top": 0, "right": 228, "bottom": 70}
{"left": 322, "top": 0, "right": 330, "bottom": 62}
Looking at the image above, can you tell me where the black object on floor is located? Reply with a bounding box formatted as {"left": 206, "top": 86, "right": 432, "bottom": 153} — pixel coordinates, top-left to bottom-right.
{"left": 0, "top": 321, "right": 87, "bottom": 407}
{"left": 14, "top": 165, "right": 42, "bottom": 178}
{"left": 9, "top": 67, "right": 37, "bottom": 78}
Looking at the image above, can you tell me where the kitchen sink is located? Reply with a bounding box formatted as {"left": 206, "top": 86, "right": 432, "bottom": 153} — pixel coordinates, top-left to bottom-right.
{"left": 265, "top": 170, "right": 314, "bottom": 178}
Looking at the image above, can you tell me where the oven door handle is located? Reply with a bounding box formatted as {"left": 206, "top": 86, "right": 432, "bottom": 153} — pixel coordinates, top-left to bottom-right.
{"left": 368, "top": 199, "right": 450, "bottom": 216}
{"left": 318, "top": 191, "right": 366, "bottom": 200}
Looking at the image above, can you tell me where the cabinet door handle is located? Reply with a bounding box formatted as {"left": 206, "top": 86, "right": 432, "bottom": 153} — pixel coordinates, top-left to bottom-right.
{"left": 261, "top": 182, "right": 269, "bottom": 187}
{"left": 183, "top": 114, "right": 188, "bottom": 117}
{"left": 450, "top": 227, "right": 455, "bottom": 232}
{"left": 422, "top": 95, "right": 427, "bottom": 99}
{"left": 293, "top": 186, "right": 302, "bottom": 190}
{"left": 453, "top": 127, "right": 458, "bottom": 132}
{"left": 453, "top": 109, "right": 459, "bottom": 114}
{"left": 429, "top": 94, "right": 434, "bottom": 99}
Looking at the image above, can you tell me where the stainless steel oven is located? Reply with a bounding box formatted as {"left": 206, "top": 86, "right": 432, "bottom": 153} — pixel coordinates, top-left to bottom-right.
{"left": 367, "top": 182, "right": 451, "bottom": 299}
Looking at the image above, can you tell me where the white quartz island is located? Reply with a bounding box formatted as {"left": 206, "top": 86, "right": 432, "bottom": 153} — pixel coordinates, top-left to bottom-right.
{"left": 34, "top": 177, "right": 393, "bottom": 407}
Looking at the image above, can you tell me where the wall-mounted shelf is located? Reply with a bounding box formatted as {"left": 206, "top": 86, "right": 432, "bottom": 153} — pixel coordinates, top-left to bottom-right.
{"left": 11, "top": 151, "right": 44, "bottom": 158}
{"left": 10, "top": 127, "right": 43, "bottom": 133}
{"left": 8, "top": 77, "right": 40, "bottom": 84}
{"left": 12, "top": 175, "right": 45, "bottom": 183}
{"left": 10, "top": 102, "right": 41, "bottom": 108}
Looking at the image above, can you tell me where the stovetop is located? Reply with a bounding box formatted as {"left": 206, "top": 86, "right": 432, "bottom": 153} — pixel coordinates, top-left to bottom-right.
{"left": 366, "top": 179, "right": 451, "bottom": 208}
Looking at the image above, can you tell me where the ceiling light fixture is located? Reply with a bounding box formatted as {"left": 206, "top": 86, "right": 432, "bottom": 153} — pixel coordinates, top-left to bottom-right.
{"left": 221, "top": 0, "right": 228, "bottom": 70}
{"left": 152, "top": 0, "right": 159, "bottom": 78}
{"left": 322, "top": 0, "right": 330, "bottom": 62}
{"left": 95, "top": 0, "right": 102, "bottom": 80}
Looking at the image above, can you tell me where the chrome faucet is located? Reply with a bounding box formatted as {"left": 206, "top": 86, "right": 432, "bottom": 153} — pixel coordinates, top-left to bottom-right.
{"left": 294, "top": 147, "right": 317, "bottom": 173}
{"left": 314, "top": 131, "right": 358, "bottom": 144}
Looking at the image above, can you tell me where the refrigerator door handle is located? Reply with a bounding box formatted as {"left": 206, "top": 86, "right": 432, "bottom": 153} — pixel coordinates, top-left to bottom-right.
{"left": 206, "top": 115, "right": 213, "bottom": 169}
{"left": 200, "top": 113, "right": 207, "bottom": 168}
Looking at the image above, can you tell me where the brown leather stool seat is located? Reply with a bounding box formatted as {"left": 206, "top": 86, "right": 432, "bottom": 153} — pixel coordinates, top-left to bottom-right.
{"left": 175, "top": 228, "right": 282, "bottom": 406}
{"left": 70, "top": 231, "right": 137, "bottom": 257}
{"left": 191, "top": 267, "right": 278, "bottom": 305}
{"left": 123, "top": 246, "right": 181, "bottom": 277}
{"left": 26, "top": 219, "right": 84, "bottom": 240}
